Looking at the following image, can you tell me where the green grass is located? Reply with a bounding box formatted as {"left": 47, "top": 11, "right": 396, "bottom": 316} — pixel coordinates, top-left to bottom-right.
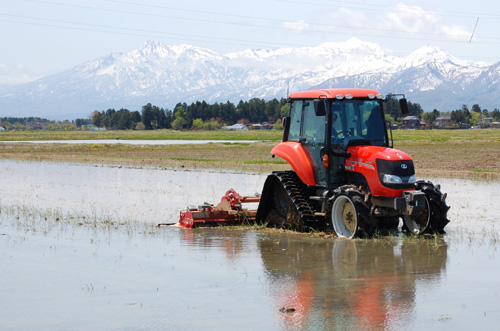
{"left": 2, "top": 128, "right": 499, "bottom": 143}
{"left": 0, "top": 129, "right": 283, "bottom": 141}
{"left": 392, "top": 128, "right": 500, "bottom": 142}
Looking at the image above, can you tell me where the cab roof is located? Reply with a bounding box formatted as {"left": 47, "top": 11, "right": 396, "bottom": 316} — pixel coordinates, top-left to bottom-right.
{"left": 289, "top": 88, "right": 381, "bottom": 99}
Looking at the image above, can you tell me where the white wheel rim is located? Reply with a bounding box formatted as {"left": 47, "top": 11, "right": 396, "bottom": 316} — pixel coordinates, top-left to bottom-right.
{"left": 332, "top": 195, "right": 358, "bottom": 238}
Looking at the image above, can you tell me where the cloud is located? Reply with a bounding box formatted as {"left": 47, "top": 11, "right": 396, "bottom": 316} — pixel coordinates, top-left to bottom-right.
{"left": 281, "top": 3, "right": 470, "bottom": 40}
{"left": 281, "top": 20, "right": 312, "bottom": 32}
{"left": 383, "top": 3, "right": 440, "bottom": 33}
{"left": 0, "top": 63, "right": 41, "bottom": 86}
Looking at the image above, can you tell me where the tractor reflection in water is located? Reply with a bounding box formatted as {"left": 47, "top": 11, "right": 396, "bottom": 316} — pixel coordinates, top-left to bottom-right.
{"left": 259, "top": 237, "right": 447, "bottom": 330}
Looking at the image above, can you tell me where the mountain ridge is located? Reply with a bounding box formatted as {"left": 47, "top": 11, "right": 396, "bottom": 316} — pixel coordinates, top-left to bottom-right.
{"left": 0, "top": 38, "right": 498, "bottom": 119}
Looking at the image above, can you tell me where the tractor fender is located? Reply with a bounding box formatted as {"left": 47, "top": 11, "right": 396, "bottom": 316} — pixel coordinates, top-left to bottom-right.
{"left": 271, "top": 141, "right": 316, "bottom": 186}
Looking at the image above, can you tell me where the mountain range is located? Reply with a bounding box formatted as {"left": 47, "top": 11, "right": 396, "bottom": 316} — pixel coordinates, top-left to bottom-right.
{"left": 1, "top": 38, "right": 499, "bottom": 120}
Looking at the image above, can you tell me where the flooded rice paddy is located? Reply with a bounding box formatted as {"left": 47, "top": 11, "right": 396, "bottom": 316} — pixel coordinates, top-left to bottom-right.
{"left": 1, "top": 159, "right": 499, "bottom": 330}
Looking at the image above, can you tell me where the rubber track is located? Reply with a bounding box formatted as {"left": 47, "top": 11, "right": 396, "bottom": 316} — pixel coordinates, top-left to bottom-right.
{"left": 272, "top": 171, "right": 320, "bottom": 228}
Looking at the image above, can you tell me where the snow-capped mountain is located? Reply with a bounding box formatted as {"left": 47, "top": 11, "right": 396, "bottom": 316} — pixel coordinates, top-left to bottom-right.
{"left": 0, "top": 38, "right": 498, "bottom": 119}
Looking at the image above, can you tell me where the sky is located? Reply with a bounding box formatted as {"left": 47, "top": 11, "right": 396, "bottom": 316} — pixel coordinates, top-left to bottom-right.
{"left": 1, "top": 0, "right": 500, "bottom": 86}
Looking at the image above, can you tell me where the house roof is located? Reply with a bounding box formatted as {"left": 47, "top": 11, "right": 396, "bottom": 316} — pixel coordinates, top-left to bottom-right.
{"left": 403, "top": 116, "right": 419, "bottom": 121}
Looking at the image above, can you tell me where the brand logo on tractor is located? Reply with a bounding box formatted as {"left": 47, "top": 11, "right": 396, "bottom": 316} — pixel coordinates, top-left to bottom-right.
{"left": 401, "top": 164, "right": 408, "bottom": 169}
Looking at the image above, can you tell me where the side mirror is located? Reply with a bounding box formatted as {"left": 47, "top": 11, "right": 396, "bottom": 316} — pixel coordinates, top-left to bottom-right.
{"left": 400, "top": 98, "right": 409, "bottom": 115}
{"left": 313, "top": 100, "right": 326, "bottom": 116}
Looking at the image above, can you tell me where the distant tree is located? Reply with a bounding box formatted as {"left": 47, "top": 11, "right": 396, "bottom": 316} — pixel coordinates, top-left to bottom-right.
{"left": 192, "top": 118, "right": 204, "bottom": 129}
{"left": 451, "top": 109, "right": 467, "bottom": 126}
{"left": 75, "top": 118, "right": 91, "bottom": 128}
{"left": 273, "top": 118, "right": 283, "bottom": 130}
{"left": 492, "top": 109, "right": 500, "bottom": 121}
{"left": 202, "top": 119, "right": 222, "bottom": 130}
{"left": 422, "top": 109, "right": 440, "bottom": 126}
{"left": 280, "top": 103, "right": 291, "bottom": 118}
{"left": 408, "top": 102, "right": 424, "bottom": 117}
{"left": 172, "top": 105, "right": 188, "bottom": 130}
{"left": 13, "top": 122, "right": 24, "bottom": 130}
{"left": 384, "top": 97, "right": 402, "bottom": 121}
{"left": 90, "top": 110, "right": 104, "bottom": 127}
{"left": 141, "top": 103, "right": 154, "bottom": 130}
{"left": 165, "top": 109, "right": 173, "bottom": 129}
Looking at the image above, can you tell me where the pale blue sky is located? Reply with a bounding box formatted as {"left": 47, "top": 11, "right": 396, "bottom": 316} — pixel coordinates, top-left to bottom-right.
{"left": 1, "top": 0, "right": 499, "bottom": 86}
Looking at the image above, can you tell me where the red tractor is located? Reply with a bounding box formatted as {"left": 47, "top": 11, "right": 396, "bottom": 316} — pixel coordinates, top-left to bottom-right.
{"left": 255, "top": 88, "right": 449, "bottom": 238}
{"left": 176, "top": 88, "right": 449, "bottom": 238}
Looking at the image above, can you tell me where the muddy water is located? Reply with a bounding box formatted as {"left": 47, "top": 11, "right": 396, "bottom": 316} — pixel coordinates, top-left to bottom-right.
{"left": 1, "top": 160, "right": 500, "bottom": 330}
{"left": 0, "top": 160, "right": 266, "bottom": 224}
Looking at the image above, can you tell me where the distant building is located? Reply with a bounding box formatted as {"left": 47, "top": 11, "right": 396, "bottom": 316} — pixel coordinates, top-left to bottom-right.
{"left": 482, "top": 117, "right": 494, "bottom": 127}
{"left": 261, "top": 122, "right": 273, "bottom": 130}
{"left": 434, "top": 116, "right": 452, "bottom": 129}
{"left": 401, "top": 116, "right": 421, "bottom": 129}
{"left": 491, "top": 122, "right": 500, "bottom": 129}
{"left": 222, "top": 123, "right": 248, "bottom": 130}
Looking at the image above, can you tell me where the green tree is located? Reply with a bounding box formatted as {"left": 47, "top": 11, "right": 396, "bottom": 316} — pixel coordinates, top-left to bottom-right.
{"left": 408, "top": 102, "right": 424, "bottom": 117}
{"left": 384, "top": 97, "right": 402, "bottom": 121}
{"left": 273, "top": 118, "right": 283, "bottom": 130}
{"left": 141, "top": 103, "right": 154, "bottom": 130}
{"left": 492, "top": 109, "right": 500, "bottom": 121}
{"left": 192, "top": 118, "right": 204, "bottom": 129}
{"left": 422, "top": 109, "right": 440, "bottom": 126}
{"left": 280, "top": 103, "right": 291, "bottom": 118}
{"left": 172, "top": 105, "right": 188, "bottom": 130}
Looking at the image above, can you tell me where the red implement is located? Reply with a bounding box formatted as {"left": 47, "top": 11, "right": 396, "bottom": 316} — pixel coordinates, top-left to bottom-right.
{"left": 178, "top": 189, "right": 260, "bottom": 228}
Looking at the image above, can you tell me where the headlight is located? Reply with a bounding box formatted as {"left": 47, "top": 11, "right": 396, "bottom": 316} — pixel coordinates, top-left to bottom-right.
{"left": 408, "top": 174, "right": 416, "bottom": 183}
{"left": 383, "top": 174, "right": 403, "bottom": 184}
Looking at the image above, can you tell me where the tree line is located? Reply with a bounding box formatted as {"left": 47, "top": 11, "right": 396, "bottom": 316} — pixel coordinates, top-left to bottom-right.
{"left": 0, "top": 116, "right": 90, "bottom": 131}
{"left": 89, "top": 98, "right": 290, "bottom": 130}
{"left": 2, "top": 98, "right": 499, "bottom": 131}
{"left": 382, "top": 98, "right": 500, "bottom": 128}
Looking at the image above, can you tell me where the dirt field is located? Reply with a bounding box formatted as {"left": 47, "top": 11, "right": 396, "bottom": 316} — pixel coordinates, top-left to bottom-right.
{"left": 0, "top": 129, "right": 499, "bottom": 180}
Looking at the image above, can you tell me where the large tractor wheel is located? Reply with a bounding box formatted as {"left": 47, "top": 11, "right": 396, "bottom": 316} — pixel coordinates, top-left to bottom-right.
{"left": 329, "top": 189, "right": 373, "bottom": 238}
{"left": 416, "top": 181, "right": 450, "bottom": 234}
{"left": 402, "top": 197, "right": 430, "bottom": 235}
{"left": 402, "top": 181, "right": 450, "bottom": 235}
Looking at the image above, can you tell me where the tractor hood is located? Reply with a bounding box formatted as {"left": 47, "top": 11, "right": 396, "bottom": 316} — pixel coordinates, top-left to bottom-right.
{"left": 347, "top": 146, "right": 413, "bottom": 166}
{"left": 346, "top": 146, "right": 416, "bottom": 197}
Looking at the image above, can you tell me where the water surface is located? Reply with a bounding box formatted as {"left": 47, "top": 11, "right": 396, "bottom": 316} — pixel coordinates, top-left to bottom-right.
{"left": 1, "top": 160, "right": 499, "bottom": 330}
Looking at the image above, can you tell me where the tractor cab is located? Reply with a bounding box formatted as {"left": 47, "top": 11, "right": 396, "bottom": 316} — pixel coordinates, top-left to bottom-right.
{"left": 277, "top": 89, "right": 400, "bottom": 189}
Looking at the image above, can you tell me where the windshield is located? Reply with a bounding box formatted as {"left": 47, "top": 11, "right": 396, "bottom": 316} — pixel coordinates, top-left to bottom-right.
{"left": 331, "top": 99, "right": 387, "bottom": 147}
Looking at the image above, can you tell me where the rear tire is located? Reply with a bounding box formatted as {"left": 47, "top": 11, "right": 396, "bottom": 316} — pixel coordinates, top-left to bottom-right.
{"left": 329, "top": 189, "right": 374, "bottom": 238}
